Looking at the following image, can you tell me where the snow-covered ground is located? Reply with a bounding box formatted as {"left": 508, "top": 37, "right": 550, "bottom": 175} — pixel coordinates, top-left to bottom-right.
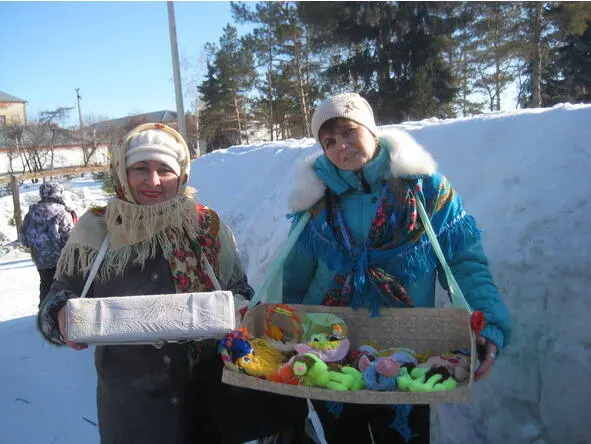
{"left": 1, "top": 103, "right": 590, "bottom": 444}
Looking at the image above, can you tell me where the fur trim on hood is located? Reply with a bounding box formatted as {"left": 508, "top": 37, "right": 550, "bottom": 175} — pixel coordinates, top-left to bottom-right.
{"left": 289, "top": 128, "right": 437, "bottom": 212}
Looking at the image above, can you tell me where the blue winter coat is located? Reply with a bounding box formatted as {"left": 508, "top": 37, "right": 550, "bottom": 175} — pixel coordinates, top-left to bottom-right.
{"left": 283, "top": 129, "right": 512, "bottom": 349}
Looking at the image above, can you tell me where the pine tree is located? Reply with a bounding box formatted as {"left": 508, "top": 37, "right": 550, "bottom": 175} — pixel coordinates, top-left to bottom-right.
{"left": 232, "top": 2, "right": 319, "bottom": 140}
{"left": 470, "top": 2, "right": 522, "bottom": 111}
{"left": 298, "top": 2, "right": 460, "bottom": 123}
{"left": 198, "top": 25, "right": 256, "bottom": 151}
{"left": 541, "top": 2, "right": 591, "bottom": 105}
{"left": 440, "top": 3, "right": 485, "bottom": 116}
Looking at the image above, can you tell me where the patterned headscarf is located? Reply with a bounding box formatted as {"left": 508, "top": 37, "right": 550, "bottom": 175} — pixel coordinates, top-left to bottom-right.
{"left": 57, "top": 123, "right": 203, "bottom": 281}
{"left": 112, "top": 123, "right": 191, "bottom": 203}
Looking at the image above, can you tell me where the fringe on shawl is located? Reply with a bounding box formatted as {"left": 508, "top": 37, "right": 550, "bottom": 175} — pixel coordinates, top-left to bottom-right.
{"left": 56, "top": 195, "right": 202, "bottom": 282}
{"left": 294, "top": 211, "right": 482, "bottom": 288}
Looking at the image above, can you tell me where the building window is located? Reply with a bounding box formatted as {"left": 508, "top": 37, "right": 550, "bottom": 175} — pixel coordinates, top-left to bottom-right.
{"left": 0, "top": 115, "right": 5, "bottom": 127}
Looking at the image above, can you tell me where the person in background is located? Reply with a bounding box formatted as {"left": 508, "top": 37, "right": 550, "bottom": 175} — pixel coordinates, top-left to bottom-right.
{"left": 37, "top": 123, "right": 256, "bottom": 444}
{"left": 20, "top": 182, "right": 76, "bottom": 306}
{"left": 283, "top": 93, "right": 513, "bottom": 443}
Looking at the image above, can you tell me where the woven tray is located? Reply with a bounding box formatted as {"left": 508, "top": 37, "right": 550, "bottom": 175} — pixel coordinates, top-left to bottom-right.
{"left": 222, "top": 304, "right": 476, "bottom": 404}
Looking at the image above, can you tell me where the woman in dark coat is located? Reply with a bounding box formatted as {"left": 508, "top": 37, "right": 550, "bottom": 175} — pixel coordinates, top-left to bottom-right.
{"left": 37, "top": 123, "right": 254, "bottom": 444}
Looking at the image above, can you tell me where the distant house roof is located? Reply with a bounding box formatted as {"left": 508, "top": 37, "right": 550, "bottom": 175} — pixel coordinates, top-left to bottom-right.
{"left": 0, "top": 124, "right": 81, "bottom": 149}
{"left": 0, "top": 91, "right": 27, "bottom": 103}
{"left": 90, "top": 110, "right": 177, "bottom": 134}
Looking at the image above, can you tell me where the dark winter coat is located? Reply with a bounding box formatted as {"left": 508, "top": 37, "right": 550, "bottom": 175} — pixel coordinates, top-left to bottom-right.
{"left": 20, "top": 183, "right": 75, "bottom": 270}
{"left": 40, "top": 248, "right": 253, "bottom": 444}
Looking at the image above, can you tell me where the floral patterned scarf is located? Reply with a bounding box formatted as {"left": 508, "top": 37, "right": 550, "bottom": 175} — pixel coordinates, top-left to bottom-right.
{"left": 321, "top": 179, "right": 427, "bottom": 313}
{"left": 167, "top": 203, "right": 222, "bottom": 294}
{"left": 296, "top": 173, "right": 474, "bottom": 316}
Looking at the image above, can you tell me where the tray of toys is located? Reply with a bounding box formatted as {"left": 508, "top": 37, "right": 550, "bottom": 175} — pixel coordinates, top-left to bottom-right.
{"left": 220, "top": 303, "right": 477, "bottom": 404}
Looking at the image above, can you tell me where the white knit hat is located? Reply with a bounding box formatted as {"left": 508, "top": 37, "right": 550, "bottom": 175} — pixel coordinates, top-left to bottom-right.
{"left": 311, "top": 93, "right": 377, "bottom": 143}
{"left": 125, "top": 128, "right": 186, "bottom": 176}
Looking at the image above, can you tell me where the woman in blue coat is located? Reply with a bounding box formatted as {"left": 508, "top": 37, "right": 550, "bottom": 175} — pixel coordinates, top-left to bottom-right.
{"left": 283, "top": 93, "right": 512, "bottom": 443}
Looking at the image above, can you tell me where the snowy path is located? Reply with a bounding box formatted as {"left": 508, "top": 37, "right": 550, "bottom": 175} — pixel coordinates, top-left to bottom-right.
{"left": 0, "top": 250, "right": 99, "bottom": 444}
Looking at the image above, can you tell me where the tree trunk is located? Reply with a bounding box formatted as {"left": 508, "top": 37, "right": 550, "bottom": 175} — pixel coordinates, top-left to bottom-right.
{"left": 294, "top": 39, "right": 310, "bottom": 137}
{"left": 461, "top": 50, "right": 468, "bottom": 116}
{"left": 233, "top": 91, "right": 242, "bottom": 145}
{"left": 11, "top": 175, "right": 22, "bottom": 235}
{"left": 194, "top": 92, "right": 200, "bottom": 156}
{"left": 243, "top": 96, "right": 250, "bottom": 145}
{"left": 494, "top": 5, "right": 502, "bottom": 111}
{"left": 267, "top": 40, "right": 275, "bottom": 142}
{"left": 531, "top": 2, "right": 543, "bottom": 107}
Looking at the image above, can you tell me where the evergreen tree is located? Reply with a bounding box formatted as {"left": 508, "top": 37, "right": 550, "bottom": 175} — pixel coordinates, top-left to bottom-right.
{"left": 470, "top": 2, "right": 522, "bottom": 111}
{"left": 540, "top": 2, "right": 591, "bottom": 105}
{"left": 438, "top": 2, "right": 484, "bottom": 116}
{"left": 232, "top": 2, "right": 319, "bottom": 140}
{"left": 298, "top": 2, "right": 460, "bottom": 123}
{"left": 545, "top": 21, "right": 591, "bottom": 104}
{"left": 198, "top": 25, "right": 256, "bottom": 151}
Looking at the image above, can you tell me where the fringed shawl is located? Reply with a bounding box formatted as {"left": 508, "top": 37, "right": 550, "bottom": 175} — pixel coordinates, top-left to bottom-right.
{"left": 287, "top": 128, "right": 481, "bottom": 314}
{"left": 56, "top": 190, "right": 206, "bottom": 283}
{"left": 294, "top": 174, "right": 481, "bottom": 313}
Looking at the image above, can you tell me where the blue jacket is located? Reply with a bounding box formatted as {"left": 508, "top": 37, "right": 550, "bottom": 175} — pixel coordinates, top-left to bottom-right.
{"left": 283, "top": 129, "right": 512, "bottom": 349}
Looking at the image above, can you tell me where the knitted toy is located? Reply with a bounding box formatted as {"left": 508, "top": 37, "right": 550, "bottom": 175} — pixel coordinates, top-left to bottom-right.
{"left": 294, "top": 333, "right": 350, "bottom": 363}
{"left": 295, "top": 313, "right": 350, "bottom": 362}
{"left": 417, "top": 350, "right": 471, "bottom": 383}
{"left": 219, "top": 329, "right": 286, "bottom": 378}
{"left": 377, "top": 347, "right": 419, "bottom": 366}
{"left": 358, "top": 354, "right": 400, "bottom": 391}
{"left": 263, "top": 304, "right": 302, "bottom": 352}
{"left": 292, "top": 352, "right": 364, "bottom": 391}
{"left": 348, "top": 345, "right": 378, "bottom": 370}
{"left": 397, "top": 365, "right": 457, "bottom": 392}
{"left": 268, "top": 363, "right": 302, "bottom": 386}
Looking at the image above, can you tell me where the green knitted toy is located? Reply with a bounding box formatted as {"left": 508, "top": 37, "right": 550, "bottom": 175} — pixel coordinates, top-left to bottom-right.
{"left": 397, "top": 366, "right": 458, "bottom": 392}
{"left": 292, "top": 352, "right": 364, "bottom": 391}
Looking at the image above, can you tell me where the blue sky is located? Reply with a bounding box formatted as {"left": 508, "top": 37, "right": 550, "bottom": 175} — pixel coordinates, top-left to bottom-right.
{"left": 1, "top": 1, "right": 520, "bottom": 128}
{"left": 1, "top": 1, "right": 249, "bottom": 126}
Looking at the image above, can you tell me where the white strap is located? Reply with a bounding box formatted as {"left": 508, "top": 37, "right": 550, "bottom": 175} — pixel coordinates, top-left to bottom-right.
{"left": 201, "top": 254, "right": 222, "bottom": 291}
{"left": 305, "top": 398, "right": 328, "bottom": 444}
{"left": 80, "top": 235, "right": 110, "bottom": 298}
{"left": 80, "top": 237, "right": 221, "bottom": 298}
{"left": 249, "top": 211, "right": 311, "bottom": 307}
{"left": 415, "top": 197, "right": 472, "bottom": 314}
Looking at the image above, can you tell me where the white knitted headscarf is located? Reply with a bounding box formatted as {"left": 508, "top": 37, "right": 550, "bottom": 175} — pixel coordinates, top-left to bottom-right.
{"left": 57, "top": 123, "right": 200, "bottom": 281}
{"left": 311, "top": 93, "right": 378, "bottom": 143}
{"left": 125, "top": 128, "right": 185, "bottom": 176}
{"left": 115, "top": 123, "right": 190, "bottom": 202}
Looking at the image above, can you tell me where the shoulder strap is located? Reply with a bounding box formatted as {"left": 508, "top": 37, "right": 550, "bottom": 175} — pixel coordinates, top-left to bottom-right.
{"left": 80, "top": 233, "right": 221, "bottom": 299}
{"left": 201, "top": 253, "right": 223, "bottom": 291}
{"left": 249, "top": 211, "right": 312, "bottom": 308}
{"left": 80, "top": 235, "right": 110, "bottom": 298}
{"left": 415, "top": 197, "right": 472, "bottom": 314}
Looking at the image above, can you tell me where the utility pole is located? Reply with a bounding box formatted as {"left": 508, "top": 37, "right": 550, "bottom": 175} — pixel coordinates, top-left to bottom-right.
{"left": 167, "top": 1, "right": 186, "bottom": 139}
{"left": 75, "top": 88, "right": 84, "bottom": 131}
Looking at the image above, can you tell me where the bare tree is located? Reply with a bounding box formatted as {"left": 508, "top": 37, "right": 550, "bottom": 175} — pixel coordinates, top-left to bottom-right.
{"left": 81, "top": 113, "right": 110, "bottom": 166}
{"left": 5, "top": 107, "right": 74, "bottom": 179}
{"left": 181, "top": 53, "right": 207, "bottom": 156}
